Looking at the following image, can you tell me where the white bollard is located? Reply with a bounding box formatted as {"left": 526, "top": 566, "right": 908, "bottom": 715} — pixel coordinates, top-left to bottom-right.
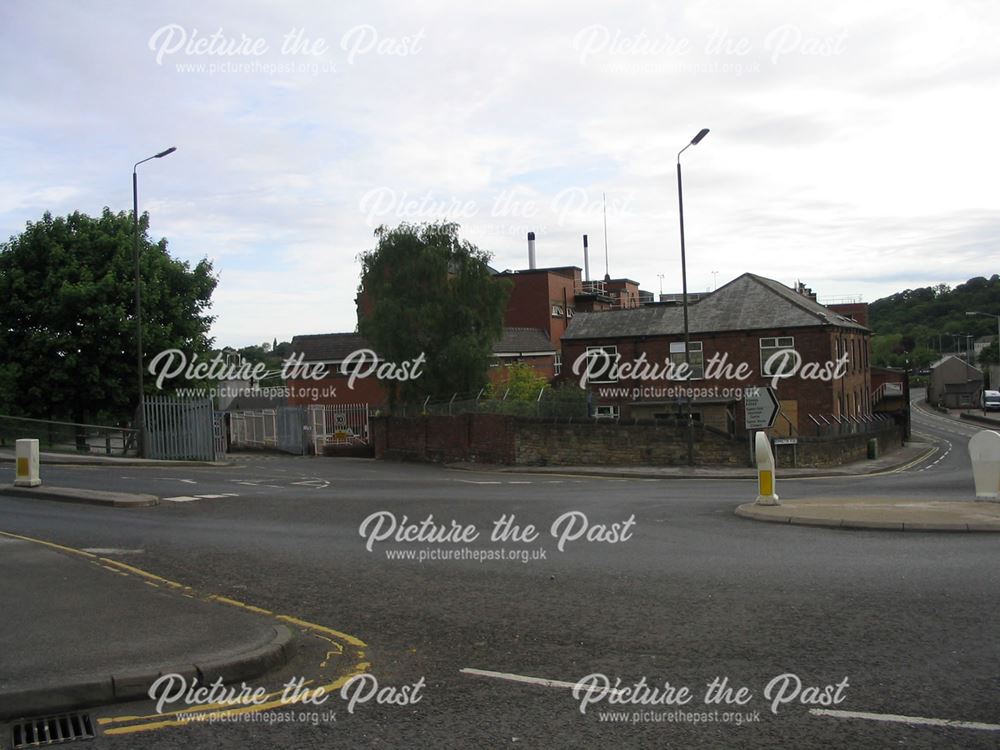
{"left": 14, "top": 438, "right": 41, "bottom": 487}
{"left": 968, "top": 430, "right": 1000, "bottom": 501}
{"left": 754, "top": 432, "right": 780, "bottom": 506}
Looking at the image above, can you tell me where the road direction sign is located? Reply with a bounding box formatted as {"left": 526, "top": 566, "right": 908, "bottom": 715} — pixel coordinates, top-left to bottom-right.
{"left": 744, "top": 387, "right": 780, "bottom": 429}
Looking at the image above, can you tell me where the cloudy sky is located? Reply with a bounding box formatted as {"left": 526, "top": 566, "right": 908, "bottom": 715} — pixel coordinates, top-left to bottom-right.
{"left": 2, "top": 1, "right": 998, "bottom": 347}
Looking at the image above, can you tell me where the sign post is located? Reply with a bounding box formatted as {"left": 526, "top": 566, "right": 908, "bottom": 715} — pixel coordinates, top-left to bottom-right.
{"left": 744, "top": 386, "right": 780, "bottom": 430}
{"left": 745, "top": 387, "right": 781, "bottom": 468}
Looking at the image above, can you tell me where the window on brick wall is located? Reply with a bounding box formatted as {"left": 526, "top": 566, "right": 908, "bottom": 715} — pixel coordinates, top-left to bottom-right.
{"left": 585, "top": 346, "right": 619, "bottom": 383}
{"left": 554, "top": 353, "right": 562, "bottom": 376}
{"left": 760, "top": 336, "right": 795, "bottom": 376}
{"left": 669, "top": 341, "right": 704, "bottom": 379}
{"left": 593, "top": 404, "right": 620, "bottom": 420}
{"left": 551, "top": 304, "right": 564, "bottom": 317}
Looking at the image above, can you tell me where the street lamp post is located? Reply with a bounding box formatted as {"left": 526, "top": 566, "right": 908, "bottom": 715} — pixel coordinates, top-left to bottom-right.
{"left": 677, "top": 128, "right": 709, "bottom": 466}
{"left": 133, "top": 146, "right": 176, "bottom": 456}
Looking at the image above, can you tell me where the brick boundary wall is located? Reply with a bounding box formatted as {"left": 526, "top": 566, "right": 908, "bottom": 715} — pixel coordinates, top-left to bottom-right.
{"left": 780, "top": 423, "right": 904, "bottom": 469}
{"left": 371, "top": 415, "right": 906, "bottom": 469}
{"left": 372, "top": 415, "right": 744, "bottom": 466}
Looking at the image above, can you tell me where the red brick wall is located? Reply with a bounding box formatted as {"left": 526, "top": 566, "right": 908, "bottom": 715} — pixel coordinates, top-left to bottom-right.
{"left": 502, "top": 269, "right": 581, "bottom": 351}
{"left": 287, "top": 374, "right": 389, "bottom": 407}
{"left": 828, "top": 302, "right": 869, "bottom": 328}
{"left": 560, "top": 326, "right": 872, "bottom": 435}
{"left": 371, "top": 414, "right": 515, "bottom": 464}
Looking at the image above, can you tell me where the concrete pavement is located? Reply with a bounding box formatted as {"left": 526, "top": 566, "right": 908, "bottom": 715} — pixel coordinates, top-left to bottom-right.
{"left": 0, "top": 485, "right": 158, "bottom": 508}
{"left": 0, "top": 533, "right": 293, "bottom": 720}
{"left": 447, "top": 441, "right": 936, "bottom": 480}
{"left": 735, "top": 498, "right": 1000, "bottom": 532}
{"left": 0, "top": 448, "right": 230, "bottom": 468}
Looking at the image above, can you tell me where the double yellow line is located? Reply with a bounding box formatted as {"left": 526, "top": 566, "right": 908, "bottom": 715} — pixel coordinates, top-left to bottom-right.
{"left": 0, "top": 530, "right": 370, "bottom": 736}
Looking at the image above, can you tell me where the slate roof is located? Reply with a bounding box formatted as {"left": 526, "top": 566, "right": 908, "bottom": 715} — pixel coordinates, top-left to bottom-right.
{"left": 493, "top": 328, "right": 556, "bottom": 355}
{"left": 563, "top": 273, "right": 868, "bottom": 340}
{"left": 291, "top": 333, "right": 372, "bottom": 362}
{"left": 292, "top": 328, "right": 554, "bottom": 360}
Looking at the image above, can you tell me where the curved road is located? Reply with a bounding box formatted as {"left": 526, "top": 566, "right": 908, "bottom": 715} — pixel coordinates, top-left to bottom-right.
{"left": 0, "top": 400, "right": 997, "bottom": 748}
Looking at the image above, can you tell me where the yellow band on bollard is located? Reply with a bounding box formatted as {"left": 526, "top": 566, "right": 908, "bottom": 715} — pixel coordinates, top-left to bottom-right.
{"left": 759, "top": 469, "right": 773, "bottom": 497}
{"left": 16, "top": 457, "right": 28, "bottom": 478}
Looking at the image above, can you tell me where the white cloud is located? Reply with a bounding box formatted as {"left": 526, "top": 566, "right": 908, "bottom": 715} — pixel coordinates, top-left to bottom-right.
{"left": 1, "top": 0, "right": 998, "bottom": 345}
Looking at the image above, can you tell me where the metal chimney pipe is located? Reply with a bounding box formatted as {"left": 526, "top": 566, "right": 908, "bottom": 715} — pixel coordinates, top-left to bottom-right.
{"left": 583, "top": 234, "right": 590, "bottom": 281}
{"left": 527, "top": 231, "right": 536, "bottom": 270}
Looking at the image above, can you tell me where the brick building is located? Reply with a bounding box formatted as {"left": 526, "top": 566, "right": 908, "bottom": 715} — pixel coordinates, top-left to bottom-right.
{"left": 560, "top": 273, "right": 872, "bottom": 436}
{"left": 286, "top": 328, "right": 559, "bottom": 406}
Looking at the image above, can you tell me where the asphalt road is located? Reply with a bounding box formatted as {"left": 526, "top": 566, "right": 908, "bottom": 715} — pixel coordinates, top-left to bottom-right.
{"left": 0, "top": 401, "right": 997, "bottom": 749}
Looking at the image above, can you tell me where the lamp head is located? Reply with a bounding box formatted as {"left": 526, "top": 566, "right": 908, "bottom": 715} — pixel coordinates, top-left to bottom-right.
{"left": 691, "top": 129, "right": 710, "bottom": 145}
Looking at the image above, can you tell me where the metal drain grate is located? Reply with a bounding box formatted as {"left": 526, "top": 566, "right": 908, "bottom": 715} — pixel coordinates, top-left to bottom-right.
{"left": 10, "top": 713, "right": 95, "bottom": 748}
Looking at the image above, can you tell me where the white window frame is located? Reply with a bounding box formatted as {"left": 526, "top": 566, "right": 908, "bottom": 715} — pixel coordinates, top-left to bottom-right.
{"left": 593, "top": 404, "right": 620, "bottom": 420}
{"left": 760, "top": 336, "right": 796, "bottom": 376}
{"left": 554, "top": 353, "right": 562, "bottom": 376}
{"left": 669, "top": 340, "right": 704, "bottom": 380}
{"left": 585, "top": 345, "right": 619, "bottom": 383}
{"left": 551, "top": 305, "right": 564, "bottom": 317}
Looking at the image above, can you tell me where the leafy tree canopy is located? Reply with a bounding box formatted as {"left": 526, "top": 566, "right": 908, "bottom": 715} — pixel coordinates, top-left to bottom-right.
{"left": 357, "top": 222, "right": 510, "bottom": 402}
{"left": 0, "top": 209, "right": 216, "bottom": 422}
{"left": 868, "top": 275, "right": 1000, "bottom": 365}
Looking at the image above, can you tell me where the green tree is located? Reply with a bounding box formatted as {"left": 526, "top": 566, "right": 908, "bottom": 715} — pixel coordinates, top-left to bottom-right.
{"left": 358, "top": 222, "right": 510, "bottom": 403}
{"left": 909, "top": 345, "right": 936, "bottom": 370}
{"left": 980, "top": 341, "right": 999, "bottom": 367}
{"left": 486, "top": 362, "right": 549, "bottom": 401}
{"left": 0, "top": 209, "right": 216, "bottom": 423}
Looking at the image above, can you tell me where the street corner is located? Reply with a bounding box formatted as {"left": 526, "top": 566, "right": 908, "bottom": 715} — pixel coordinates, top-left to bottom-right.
{"left": 734, "top": 499, "right": 1000, "bottom": 532}
{"left": 0, "top": 531, "right": 370, "bottom": 736}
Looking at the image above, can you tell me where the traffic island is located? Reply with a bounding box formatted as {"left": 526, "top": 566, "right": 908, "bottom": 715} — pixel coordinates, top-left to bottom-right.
{"left": 0, "top": 485, "right": 158, "bottom": 508}
{"left": 735, "top": 499, "right": 1000, "bottom": 532}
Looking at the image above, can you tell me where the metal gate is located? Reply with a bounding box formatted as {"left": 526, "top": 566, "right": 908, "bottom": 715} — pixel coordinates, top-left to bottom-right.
{"left": 228, "top": 407, "right": 309, "bottom": 454}
{"left": 308, "top": 403, "right": 369, "bottom": 453}
{"left": 144, "top": 396, "right": 221, "bottom": 461}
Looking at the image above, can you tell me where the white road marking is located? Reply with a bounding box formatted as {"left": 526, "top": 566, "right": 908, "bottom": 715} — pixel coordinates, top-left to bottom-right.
{"left": 507, "top": 481, "right": 532, "bottom": 485}
{"left": 82, "top": 548, "right": 144, "bottom": 555}
{"left": 460, "top": 668, "right": 626, "bottom": 696}
{"left": 810, "top": 708, "right": 1000, "bottom": 731}
{"left": 455, "top": 480, "right": 503, "bottom": 485}
{"left": 463, "top": 668, "right": 1000, "bottom": 733}
{"left": 291, "top": 479, "right": 331, "bottom": 489}
{"left": 163, "top": 493, "right": 239, "bottom": 502}
{"left": 919, "top": 440, "right": 952, "bottom": 472}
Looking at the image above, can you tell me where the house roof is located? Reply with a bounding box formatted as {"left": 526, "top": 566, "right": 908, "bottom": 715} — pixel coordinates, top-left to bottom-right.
{"left": 493, "top": 327, "right": 556, "bottom": 355}
{"left": 563, "top": 273, "right": 868, "bottom": 340}
{"left": 293, "top": 328, "right": 554, "bottom": 361}
{"left": 930, "top": 355, "right": 983, "bottom": 375}
{"left": 291, "top": 332, "right": 371, "bottom": 362}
